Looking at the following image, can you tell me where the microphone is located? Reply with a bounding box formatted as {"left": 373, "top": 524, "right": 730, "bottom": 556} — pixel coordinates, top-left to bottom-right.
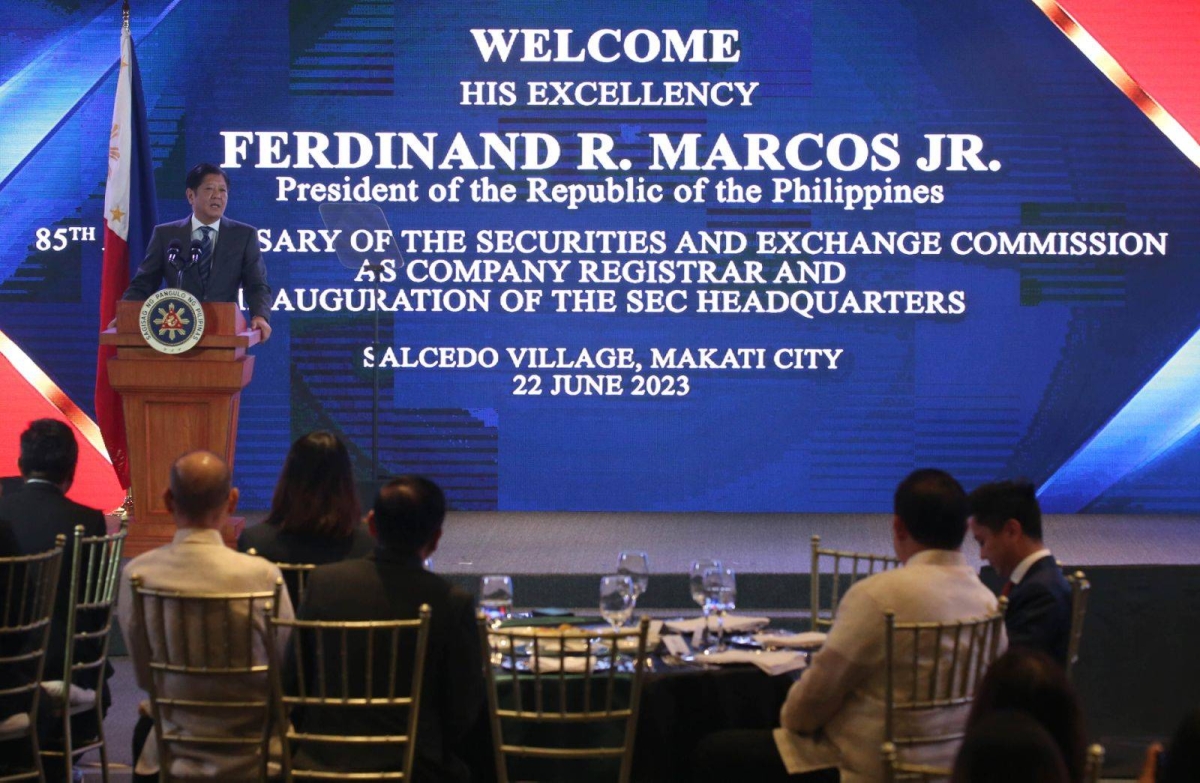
{"left": 190, "top": 238, "right": 203, "bottom": 266}
{"left": 166, "top": 239, "right": 183, "bottom": 270}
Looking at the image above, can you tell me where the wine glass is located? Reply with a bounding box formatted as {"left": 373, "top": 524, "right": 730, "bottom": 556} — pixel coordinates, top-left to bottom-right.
{"left": 599, "top": 575, "right": 635, "bottom": 633}
{"left": 617, "top": 551, "right": 650, "bottom": 603}
{"left": 690, "top": 558, "right": 722, "bottom": 646}
{"left": 703, "top": 567, "right": 737, "bottom": 652}
{"left": 480, "top": 575, "right": 513, "bottom": 627}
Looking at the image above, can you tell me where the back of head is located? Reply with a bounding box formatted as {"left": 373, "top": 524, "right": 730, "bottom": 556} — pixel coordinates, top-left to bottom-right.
{"left": 265, "top": 430, "right": 360, "bottom": 538}
{"left": 968, "top": 648, "right": 1087, "bottom": 783}
{"left": 169, "top": 450, "right": 233, "bottom": 526}
{"left": 372, "top": 476, "right": 445, "bottom": 555}
{"left": 893, "top": 468, "right": 968, "bottom": 550}
{"left": 968, "top": 479, "right": 1043, "bottom": 540}
{"left": 18, "top": 418, "right": 78, "bottom": 485}
{"left": 953, "top": 710, "right": 1071, "bottom": 783}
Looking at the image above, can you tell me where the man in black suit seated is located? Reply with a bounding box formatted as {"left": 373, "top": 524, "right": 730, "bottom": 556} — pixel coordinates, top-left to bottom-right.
{"left": 968, "top": 480, "right": 1072, "bottom": 666}
{"left": 294, "top": 475, "right": 485, "bottom": 782}
{"left": 0, "top": 419, "right": 110, "bottom": 770}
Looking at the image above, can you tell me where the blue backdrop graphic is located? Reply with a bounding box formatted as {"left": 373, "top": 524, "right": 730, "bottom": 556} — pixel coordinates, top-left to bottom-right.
{"left": 2, "top": 0, "right": 1198, "bottom": 512}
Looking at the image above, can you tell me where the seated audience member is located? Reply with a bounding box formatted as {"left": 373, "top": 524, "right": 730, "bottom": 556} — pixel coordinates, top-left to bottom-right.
{"left": 1139, "top": 708, "right": 1200, "bottom": 783}
{"left": 695, "top": 469, "right": 1003, "bottom": 783}
{"left": 0, "top": 420, "right": 108, "bottom": 678}
{"left": 0, "top": 419, "right": 110, "bottom": 773}
{"left": 952, "top": 710, "right": 1071, "bottom": 783}
{"left": 238, "top": 430, "right": 373, "bottom": 572}
{"left": 968, "top": 479, "right": 1072, "bottom": 665}
{"left": 293, "top": 475, "right": 484, "bottom": 783}
{"left": 118, "top": 450, "right": 294, "bottom": 782}
{"left": 966, "top": 648, "right": 1087, "bottom": 783}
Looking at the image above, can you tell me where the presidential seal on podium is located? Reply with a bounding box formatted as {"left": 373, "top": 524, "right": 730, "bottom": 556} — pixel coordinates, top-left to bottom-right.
{"left": 139, "top": 288, "right": 205, "bottom": 354}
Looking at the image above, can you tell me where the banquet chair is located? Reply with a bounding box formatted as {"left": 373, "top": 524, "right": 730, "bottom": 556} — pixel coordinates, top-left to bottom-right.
{"left": 1065, "top": 570, "right": 1090, "bottom": 681}
{"left": 39, "top": 524, "right": 127, "bottom": 783}
{"left": 481, "top": 615, "right": 651, "bottom": 783}
{"left": 245, "top": 548, "right": 316, "bottom": 608}
{"left": 880, "top": 600, "right": 1007, "bottom": 781}
{"left": 0, "top": 540, "right": 65, "bottom": 783}
{"left": 129, "top": 576, "right": 283, "bottom": 782}
{"left": 266, "top": 605, "right": 432, "bottom": 780}
{"left": 1083, "top": 743, "right": 1105, "bottom": 783}
{"left": 810, "top": 534, "right": 900, "bottom": 632}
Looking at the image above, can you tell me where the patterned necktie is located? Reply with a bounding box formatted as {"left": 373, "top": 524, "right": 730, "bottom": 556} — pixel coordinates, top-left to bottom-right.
{"left": 196, "top": 226, "right": 214, "bottom": 292}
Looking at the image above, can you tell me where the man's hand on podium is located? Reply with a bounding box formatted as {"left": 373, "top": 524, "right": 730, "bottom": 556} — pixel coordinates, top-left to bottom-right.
{"left": 251, "top": 316, "right": 272, "bottom": 342}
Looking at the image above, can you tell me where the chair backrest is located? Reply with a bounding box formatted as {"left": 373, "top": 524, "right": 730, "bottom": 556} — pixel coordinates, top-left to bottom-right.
{"left": 60, "top": 524, "right": 127, "bottom": 695}
{"left": 129, "top": 575, "right": 283, "bottom": 780}
{"left": 481, "top": 616, "right": 651, "bottom": 783}
{"left": 1065, "top": 570, "right": 1089, "bottom": 680}
{"left": 267, "top": 605, "right": 432, "bottom": 781}
{"left": 883, "top": 600, "right": 1007, "bottom": 776}
{"left": 244, "top": 548, "right": 316, "bottom": 608}
{"left": 810, "top": 534, "right": 900, "bottom": 632}
{"left": 0, "top": 540, "right": 64, "bottom": 722}
{"left": 1083, "top": 742, "right": 1104, "bottom": 783}
{"left": 275, "top": 562, "right": 317, "bottom": 607}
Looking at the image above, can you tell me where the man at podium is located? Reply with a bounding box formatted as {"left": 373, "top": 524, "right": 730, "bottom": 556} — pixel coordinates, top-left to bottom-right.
{"left": 120, "top": 162, "right": 273, "bottom": 341}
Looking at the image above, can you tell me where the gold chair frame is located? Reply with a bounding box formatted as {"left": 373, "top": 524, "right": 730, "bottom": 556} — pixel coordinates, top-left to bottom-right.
{"left": 129, "top": 576, "right": 283, "bottom": 783}
{"left": 0, "top": 539, "right": 65, "bottom": 783}
{"left": 881, "top": 600, "right": 1007, "bottom": 782}
{"left": 481, "top": 616, "right": 651, "bottom": 783}
{"left": 1083, "top": 742, "right": 1104, "bottom": 783}
{"left": 39, "top": 524, "right": 127, "bottom": 783}
{"left": 810, "top": 534, "right": 900, "bottom": 632}
{"left": 1065, "top": 570, "right": 1090, "bottom": 681}
{"left": 244, "top": 548, "right": 317, "bottom": 608}
{"left": 266, "top": 605, "right": 432, "bottom": 781}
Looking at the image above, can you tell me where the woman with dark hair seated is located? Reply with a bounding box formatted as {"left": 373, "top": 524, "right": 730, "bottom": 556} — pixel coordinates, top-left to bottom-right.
{"left": 238, "top": 431, "right": 373, "bottom": 592}
{"left": 953, "top": 710, "right": 1071, "bottom": 783}
{"left": 966, "top": 647, "right": 1088, "bottom": 783}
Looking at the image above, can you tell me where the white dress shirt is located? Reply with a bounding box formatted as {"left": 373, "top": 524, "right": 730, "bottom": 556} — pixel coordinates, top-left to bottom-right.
{"left": 775, "top": 548, "right": 1005, "bottom": 783}
{"left": 117, "top": 527, "right": 293, "bottom": 778}
{"left": 1009, "top": 548, "right": 1054, "bottom": 585}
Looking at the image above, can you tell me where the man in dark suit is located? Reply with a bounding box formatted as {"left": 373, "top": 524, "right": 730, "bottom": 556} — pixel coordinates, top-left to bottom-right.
{"left": 968, "top": 480, "right": 1072, "bottom": 666}
{"left": 0, "top": 419, "right": 110, "bottom": 772}
{"left": 296, "top": 476, "right": 484, "bottom": 782}
{"left": 121, "top": 162, "right": 273, "bottom": 341}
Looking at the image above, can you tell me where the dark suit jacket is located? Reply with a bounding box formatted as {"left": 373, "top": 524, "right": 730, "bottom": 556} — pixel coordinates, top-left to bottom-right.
{"left": 0, "top": 482, "right": 108, "bottom": 685}
{"left": 1006, "top": 554, "right": 1072, "bottom": 667}
{"left": 295, "top": 549, "right": 485, "bottom": 783}
{"left": 123, "top": 215, "right": 272, "bottom": 320}
{"left": 0, "top": 475, "right": 24, "bottom": 497}
{"left": 237, "top": 522, "right": 375, "bottom": 603}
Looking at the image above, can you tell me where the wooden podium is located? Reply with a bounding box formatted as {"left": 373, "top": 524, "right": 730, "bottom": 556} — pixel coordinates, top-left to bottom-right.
{"left": 100, "top": 301, "right": 259, "bottom": 556}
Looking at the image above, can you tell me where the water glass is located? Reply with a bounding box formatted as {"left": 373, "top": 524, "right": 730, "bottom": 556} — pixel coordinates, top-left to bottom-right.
{"left": 690, "top": 559, "right": 722, "bottom": 610}
{"left": 703, "top": 567, "right": 737, "bottom": 652}
{"left": 617, "top": 550, "right": 650, "bottom": 601}
{"left": 480, "top": 574, "right": 513, "bottom": 627}
{"left": 599, "top": 574, "right": 635, "bottom": 632}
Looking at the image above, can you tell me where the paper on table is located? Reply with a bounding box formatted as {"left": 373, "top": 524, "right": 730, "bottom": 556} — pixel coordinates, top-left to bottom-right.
{"left": 664, "top": 615, "right": 771, "bottom": 634}
{"left": 700, "top": 650, "right": 808, "bottom": 676}
{"left": 528, "top": 655, "right": 604, "bottom": 673}
{"left": 753, "top": 631, "right": 827, "bottom": 649}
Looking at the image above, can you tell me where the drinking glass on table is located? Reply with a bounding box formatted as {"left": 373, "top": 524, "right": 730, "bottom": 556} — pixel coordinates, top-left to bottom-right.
{"left": 690, "top": 558, "right": 722, "bottom": 644}
{"left": 703, "top": 567, "right": 737, "bottom": 652}
{"left": 600, "top": 575, "right": 635, "bottom": 633}
{"left": 480, "top": 575, "right": 513, "bottom": 627}
{"left": 617, "top": 551, "right": 650, "bottom": 603}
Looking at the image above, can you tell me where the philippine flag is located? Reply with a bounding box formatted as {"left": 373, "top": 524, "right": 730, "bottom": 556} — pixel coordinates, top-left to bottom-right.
{"left": 95, "top": 12, "right": 157, "bottom": 488}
